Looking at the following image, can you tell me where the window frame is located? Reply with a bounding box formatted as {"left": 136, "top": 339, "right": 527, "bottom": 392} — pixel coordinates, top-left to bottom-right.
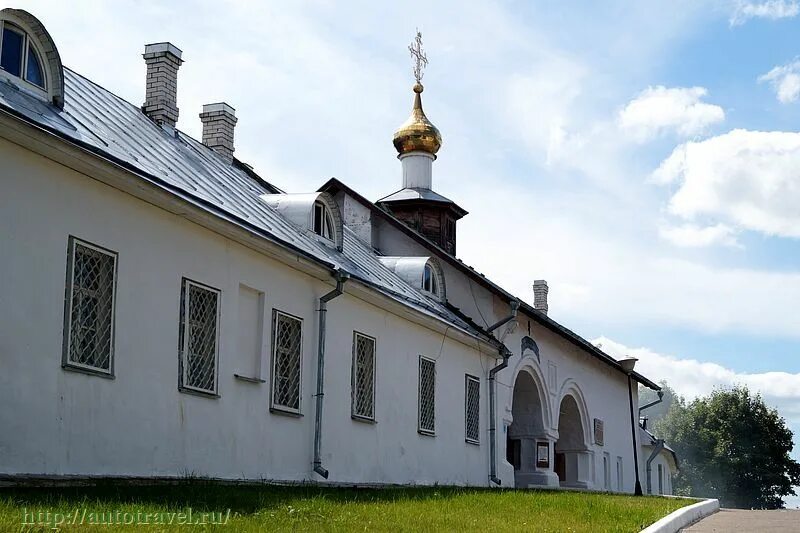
{"left": 422, "top": 264, "right": 438, "bottom": 296}
{"left": 269, "top": 309, "right": 304, "bottom": 416}
{"left": 61, "top": 236, "right": 118, "bottom": 378}
{"left": 351, "top": 331, "right": 377, "bottom": 422}
{"left": 0, "top": 20, "right": 48, "bottom": 96}
{"left": 178, "top": 278, "right": 222, "bottom": 397}
{"left": 464, "top": 374, "right": 480, "bottom": 445}
{"left": 417, "top": 355, "right": 436, "bottom": 436}
{"left": 312, "top": 200, "right": 335, "bottom": 242}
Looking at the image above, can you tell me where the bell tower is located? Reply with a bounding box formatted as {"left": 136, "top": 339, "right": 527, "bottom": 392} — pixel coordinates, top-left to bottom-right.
{"left": 377, "top": 31, "right": 467, "bottom": 255}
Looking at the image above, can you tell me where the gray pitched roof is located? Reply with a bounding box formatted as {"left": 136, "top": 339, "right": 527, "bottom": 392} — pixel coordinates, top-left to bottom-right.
{"left": 0, "top": 68, "right": 488, "bottom": 342}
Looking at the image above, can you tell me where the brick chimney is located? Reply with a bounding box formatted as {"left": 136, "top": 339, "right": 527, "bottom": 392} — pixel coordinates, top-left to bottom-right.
{"left": 533, "top": 280, "right": 549, "bottom": 315}
{"left": 142, "top": 42, "right": 183, "bottom": 127}
{"left": 199, "top": 103, "right": 237, "bottom": 162}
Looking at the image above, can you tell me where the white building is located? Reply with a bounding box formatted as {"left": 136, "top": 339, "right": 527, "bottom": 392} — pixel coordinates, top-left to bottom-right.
{"left": 0, "top": 8, "right": 675, "bottom": 492}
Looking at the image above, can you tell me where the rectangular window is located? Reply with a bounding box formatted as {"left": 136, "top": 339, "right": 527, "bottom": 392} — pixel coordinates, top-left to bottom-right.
{"left": 179, "top": 279, "right": 221, "bottom": 395}
{"left": 464, "top": 374, "right": 480, "bottom": 444}
{"left": 351, "top": 332, "right": 376, "bottom": 421}
{"left": 271, "top": 310, "right": 303, "bottom": 413}
{"left": 603, "top": 452, "right": 611, "bottom": 490}
{"left": 418, "top": 356, "right": 436, "bottom": 435}
{"left": 616, "top": 456, "right": 624, "bottom": 492}
{"left": 62, "top": 237, "right": 118, "bottom": 376}
{"left": 658, "top": 464, "right": 664, "bottom": 495}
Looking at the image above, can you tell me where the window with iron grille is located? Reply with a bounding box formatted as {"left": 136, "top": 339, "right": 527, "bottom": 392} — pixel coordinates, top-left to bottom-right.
{"left": 179, "top": 279, "right": 221, "bottom": 395}
{"left": 418, "top": 356, "right": 436, "bottom": 434}
{"left": 271, "top": 310, "right": 303, "bottom": 413}
{"left": 351, "top": 332, "right": 376, "bottom": 421}
{"left": 62, "top": 237, "right": 117, "bottom": 375}
{"left": 465, "top": 374, "right": 480, "bottom": 444}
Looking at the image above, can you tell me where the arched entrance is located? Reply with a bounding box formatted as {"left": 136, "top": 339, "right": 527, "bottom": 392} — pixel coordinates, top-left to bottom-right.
{"left": 554, "top": 394, "right": 592, "bottom": 488}
{"left": 508, "top": 370, "right": 558, "bottom": 488}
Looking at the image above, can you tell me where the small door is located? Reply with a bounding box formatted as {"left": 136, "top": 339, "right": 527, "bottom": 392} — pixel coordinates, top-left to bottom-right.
{"left": 555, "top": 452, "right": 566, "bottom": 482}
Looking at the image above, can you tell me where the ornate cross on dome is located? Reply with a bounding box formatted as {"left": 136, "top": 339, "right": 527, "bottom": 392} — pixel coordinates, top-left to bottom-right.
{"left": 408, "top": 30, "right": 427, "bottom": 83}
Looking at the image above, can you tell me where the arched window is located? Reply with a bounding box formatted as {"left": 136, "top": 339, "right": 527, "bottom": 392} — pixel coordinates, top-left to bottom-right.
{"left": 422, "top": 264, "right": 439, "bottom": 296}
{"left": 313, "top": 201, "right": 335, "bottom": 241}
{"left": 0, "top": 20, "right": 46, "bottom": 90}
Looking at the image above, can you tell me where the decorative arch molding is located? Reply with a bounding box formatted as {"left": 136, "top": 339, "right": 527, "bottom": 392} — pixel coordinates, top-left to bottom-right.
{"left": 506, "top": 355, "right": 553, "bottom": 432}
{"left": 260, "top": 191, "right": 344, "bottom": 251}
{"left": 0, "top": 8, "right": 64, "bottom": 108}
{"left": 555, "top": 379, "right": 593, "bottom": 450}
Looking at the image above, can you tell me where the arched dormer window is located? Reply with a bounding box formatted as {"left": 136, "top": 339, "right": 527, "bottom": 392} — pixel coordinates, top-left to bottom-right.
{"left": 378, "top": 256, "right": 446, "bottom": 302}
{"left": 0, "top": 9, "right": 65, "bottom": 108}
{"left": 260, "top": 192, "right": 344, "bottom": 251}
{"left": 313, "top": 201, "right": 335, "bottom": 241}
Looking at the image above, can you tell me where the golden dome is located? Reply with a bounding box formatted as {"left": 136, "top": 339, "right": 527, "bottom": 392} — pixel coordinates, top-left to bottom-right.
{"left": 393, "top": 83, "right": 442, "bottom": 156}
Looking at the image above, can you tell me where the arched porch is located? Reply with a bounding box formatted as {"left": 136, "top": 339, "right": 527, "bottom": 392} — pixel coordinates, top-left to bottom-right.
{"left": 507, "top": 369, "right": 559, "bottom": 488}
{"left": 554, "top": 391, "right": 594, "bottom": 489}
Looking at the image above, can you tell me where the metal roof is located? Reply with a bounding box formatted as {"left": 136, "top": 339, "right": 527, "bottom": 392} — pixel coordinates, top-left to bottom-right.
{"left": 321, "top": 178, "right": 662, "bottom": 390}
{"left": 0, "top": 68, "right": 486, "bottom": 342}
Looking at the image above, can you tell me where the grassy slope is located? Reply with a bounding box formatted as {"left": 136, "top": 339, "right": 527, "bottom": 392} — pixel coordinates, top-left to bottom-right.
{"left": 0, "top": 483, "right": 690, "bottom": 532}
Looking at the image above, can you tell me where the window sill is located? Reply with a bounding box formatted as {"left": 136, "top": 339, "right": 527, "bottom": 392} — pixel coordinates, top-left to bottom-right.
{"left": 234, "top": 373, "right": 265, "bottom": 384}
{"left": 62, "top": 363, "right": 114, "bottom": 379}
{"left": 351, "top": 414, "right": 377, "bottom": 424}
{"left": 418, "top": 429, "right": 436, "bottom": 437}
{"left": 178, "top": 386, "right": 220, "bottom": 399}
{"left": 270, "top": 406, "right": 303, "bottom": 418}
{"left": 466, "top": 438, "right": 481, "bottom": 446}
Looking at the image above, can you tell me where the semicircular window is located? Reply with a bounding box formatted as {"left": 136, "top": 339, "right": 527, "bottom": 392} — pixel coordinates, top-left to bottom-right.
{"left": 0, "top": 21, "right": 46, "bottom": 90}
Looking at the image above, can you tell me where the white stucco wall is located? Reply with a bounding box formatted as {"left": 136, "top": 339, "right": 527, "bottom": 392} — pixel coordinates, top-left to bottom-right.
{"left": 641, "top": 448, "right": 675, "bottom": 495}
{"left": 0, "top": 138, "right": 492, "bottom": 485}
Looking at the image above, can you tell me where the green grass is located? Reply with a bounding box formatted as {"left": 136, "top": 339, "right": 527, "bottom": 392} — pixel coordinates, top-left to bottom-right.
{"left": 0, "top": 482, "right": 691, "bottom": 532}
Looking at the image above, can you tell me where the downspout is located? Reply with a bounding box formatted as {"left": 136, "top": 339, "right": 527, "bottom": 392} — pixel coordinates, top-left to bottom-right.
{"left": 313, "top": 269, "right": 350, "bottom": 479}
{"left": 646, "top": 439, "right": 665, "bottom": 494}
{"left": 489, "top": 346, "right": 512, "bottom": 486}
{"left": 487, "top": 300, "right": 519, "bottom": 486}
{"left": 639, "top": 390, "right": 664, "bottom": 413}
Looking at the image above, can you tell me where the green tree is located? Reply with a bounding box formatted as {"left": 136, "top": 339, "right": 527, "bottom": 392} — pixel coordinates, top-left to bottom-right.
{"left": 654, "top": 386, "right": 800, "bottom": 509}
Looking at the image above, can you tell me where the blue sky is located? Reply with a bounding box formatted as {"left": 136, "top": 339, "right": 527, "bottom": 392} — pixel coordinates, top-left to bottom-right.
{"left": 15, "top": 0, "right": 800, "bottom": 504}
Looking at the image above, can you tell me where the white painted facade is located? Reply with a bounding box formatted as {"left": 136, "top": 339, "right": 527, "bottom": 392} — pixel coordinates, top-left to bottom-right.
{"left": 0, "top": 7, "right": 664, "bottom": 493}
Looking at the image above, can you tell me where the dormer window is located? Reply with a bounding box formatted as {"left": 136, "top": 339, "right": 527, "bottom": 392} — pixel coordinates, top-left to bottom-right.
{"left": 378, "top": 256, "right": 446, "bottom": 302}
{"left": 260, "top": 192, "right": 344, "bottom": 251}
{"left": 423, "top": 264, "right": 439, "bottom": 296}
{"left": 0, "top": 21, "right": 46, "bottom": 90}
{"left": 313, "top": 201, "right": 335, "bottom": 241}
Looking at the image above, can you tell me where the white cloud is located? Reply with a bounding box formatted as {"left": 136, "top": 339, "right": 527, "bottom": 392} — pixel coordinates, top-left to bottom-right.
{"left": 759, "top": 59, "right": 800, "bottom": 103}
{"left": 652, "top": 129, "right": 800, "bottom": 238}
{"left": 596, "top": 336, "right": 800, "bottom": 407}
{"left": 730, "top": 0, "right": 800, "bottom": 26}
{"left": 618, "top": 86, "right": 724, "bottom": 142}
{"left": 659, "top": 222, "right": 741, "bottom": 248}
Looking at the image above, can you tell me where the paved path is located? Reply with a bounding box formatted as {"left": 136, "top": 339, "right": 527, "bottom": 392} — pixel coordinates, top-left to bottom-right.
{"left": 682, "top": 508, "right": 800, "bottom": 532}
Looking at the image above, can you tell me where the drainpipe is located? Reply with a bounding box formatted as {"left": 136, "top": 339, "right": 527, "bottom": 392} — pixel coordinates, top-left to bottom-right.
{"left": 645, "top": 439, "right": 665, "bottom": 495}
{"left": 486, "top": 300, "right": 519, "bottom": 486}
{"left": 639, "top": 390, "right": 664, "bottom": 414}
{"left": 489, "top": 345, "right": 513, "bottom": 486}
{"left": 313, "top": 269, "right": 350, "bottom": 479}
{"left": 486, "top": 300, "right": 520, "bottom": 333}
